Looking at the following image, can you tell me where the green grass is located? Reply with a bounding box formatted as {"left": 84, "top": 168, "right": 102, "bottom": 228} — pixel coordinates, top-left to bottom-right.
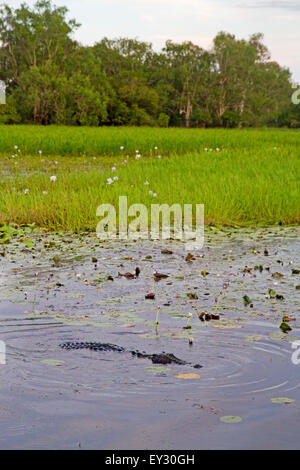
{"left": 0, "top": 126, "right": 299, "bottom": 231}
{"left": 0, "top": 125, "right": 299, "bottom": 156}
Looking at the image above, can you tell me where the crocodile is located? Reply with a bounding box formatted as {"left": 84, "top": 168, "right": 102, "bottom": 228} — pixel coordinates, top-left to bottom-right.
{"left": 60, "top": 341, "right": 202, "bottom": 368}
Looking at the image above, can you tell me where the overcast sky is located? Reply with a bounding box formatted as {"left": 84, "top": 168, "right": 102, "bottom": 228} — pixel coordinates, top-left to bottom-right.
{"left": 7, "top": 0, "right": 300, "bottom": 81}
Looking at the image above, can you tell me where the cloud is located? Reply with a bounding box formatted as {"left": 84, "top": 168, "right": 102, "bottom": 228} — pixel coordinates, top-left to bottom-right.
{"left": 239, "top": 1, "right": 300, "bottom": 11}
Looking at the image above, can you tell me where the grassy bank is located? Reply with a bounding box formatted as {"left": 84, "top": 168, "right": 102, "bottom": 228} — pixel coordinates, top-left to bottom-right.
{"left": 0, "top": 127, "right": 299, "bottom": 231}
{"left": 0, "top": 125, "right": 299, "bottom": 156}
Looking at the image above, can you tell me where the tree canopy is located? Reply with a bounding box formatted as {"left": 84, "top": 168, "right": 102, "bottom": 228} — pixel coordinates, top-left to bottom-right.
{"left": 0, "top": 0, "right": 298, "bottom": 127}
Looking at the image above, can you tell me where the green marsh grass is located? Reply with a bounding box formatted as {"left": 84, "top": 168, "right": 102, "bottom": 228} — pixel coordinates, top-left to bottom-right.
{"left": 0, "top": 125, "right": 299, "bottom": 156}
{"left": 0, "top": 126, "right": 299, "bottom": 231}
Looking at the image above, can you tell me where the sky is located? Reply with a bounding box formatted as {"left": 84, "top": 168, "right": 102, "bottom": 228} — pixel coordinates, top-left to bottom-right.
{"left": 7, "top": 0, "right": 300, "bottom": 81}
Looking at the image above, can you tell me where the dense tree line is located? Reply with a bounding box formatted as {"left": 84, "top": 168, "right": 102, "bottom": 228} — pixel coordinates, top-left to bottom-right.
{"left": 0, "top": 0, "right": 299, "bottom": 127}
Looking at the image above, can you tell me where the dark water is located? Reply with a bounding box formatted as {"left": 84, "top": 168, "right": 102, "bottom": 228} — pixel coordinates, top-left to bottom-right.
{"left": 0, "top": 226, "right": 299, "bottom": 449}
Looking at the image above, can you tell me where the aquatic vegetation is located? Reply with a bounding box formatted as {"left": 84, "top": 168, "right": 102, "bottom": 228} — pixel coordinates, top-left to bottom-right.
{"left": 220, "top": 416, "right": 243, "bottom": 424}
{"left": 174, "top": 373, "right": 201, "bottom": 379}
{"left": 0, "top": 225, "right": 299, "bottom": 449}
{"left": 271, "top": 397, "right": 295, "bottom": 404}
{"left": 0, "top": 127, "right": 299, "bottom": 231}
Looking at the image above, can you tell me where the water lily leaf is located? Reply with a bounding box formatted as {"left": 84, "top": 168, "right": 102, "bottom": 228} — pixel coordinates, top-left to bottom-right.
{"left": 280, "top": 321, "right": 292, "bottom": 333}
{"left": 139, "top": 334, "right": 159, "bottom": 339}
{"left": 187, "top": 292, "right": 198, "bottom": 300}
{"left": 268, "top": 289, "right": 276, "bottom": 298}
{"left": 212, "top": 322, "right": 242, "bottom": 329}
{"left": 62, "top": 293, "right": 85, "bottom": 298}
{"left": 271, "top": 397, "right": 295, "bottom": 404}
{"left": 174, "top": 373, "right": 201, "bottom": 379}
{"left": 145, "top": 366, "right": 170, "bottom": 373}
{"left": 40, "top": 359, "right": 65, "bottom": 366}
{"left": 269, "top": 332, "right": 297, "bottom": 342}
{"left": 243, "top": 295, "right": 252, "bottom": 305}
{"left": 272, "top": 272, "right": 284, "bottom": 278}
{"left": 220, "top": 415, "right": 242, "bottom": 423}
{"left": 244, "top": 335, "right": 262, "bottom": 342}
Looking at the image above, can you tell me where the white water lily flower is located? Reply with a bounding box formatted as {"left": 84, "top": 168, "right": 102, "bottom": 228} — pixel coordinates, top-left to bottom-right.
{"left": 50, "top": 175, "right": 57, "bottom": 182}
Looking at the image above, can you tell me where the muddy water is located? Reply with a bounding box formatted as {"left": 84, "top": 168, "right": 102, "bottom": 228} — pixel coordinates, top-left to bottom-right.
{"left": 0, "top": 226, "right": 299, "bottom": 449}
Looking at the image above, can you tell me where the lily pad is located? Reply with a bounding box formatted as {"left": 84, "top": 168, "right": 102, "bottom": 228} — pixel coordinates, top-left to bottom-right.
{"left": 174, "top": 373, "right": 201, "bottom": 379}
{"left": 220, "top": 415, "right": 243, "bottom": 424}
{"left": 271, "top": 397, "right": 295, "bottom": 404}
{"left": 145, "top": 366, "right": 170, "bottom": 373}
{"left": 268, "top": 332, "right": 297, "bottom": 342}
{"left": 40, "top": 359, "right": 65, "bottom": 366}
{"left": 244, "top": 335, "right": 262, "bottom": 342}
{"left": 62, "top": 293, "right": 85, "bottom": 298}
